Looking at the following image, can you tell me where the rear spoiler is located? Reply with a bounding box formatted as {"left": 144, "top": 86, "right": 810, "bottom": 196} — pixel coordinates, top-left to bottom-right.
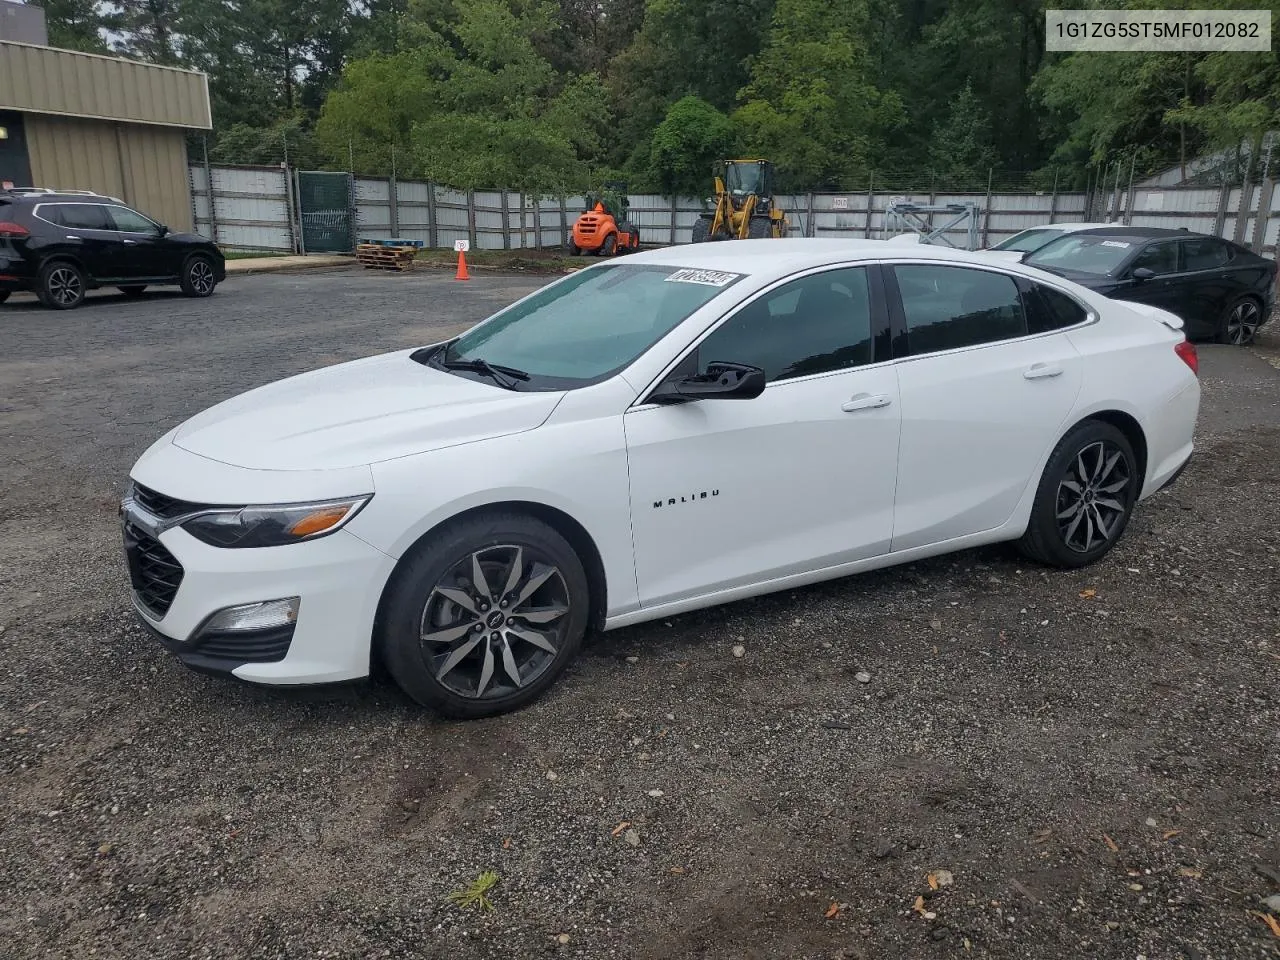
{"left": 1124, "top": 301, "right": 1184, "bottom": 331}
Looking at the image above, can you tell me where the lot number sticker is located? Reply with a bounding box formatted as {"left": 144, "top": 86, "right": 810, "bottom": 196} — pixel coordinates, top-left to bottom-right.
{"left": 664, "top": 268, "right": 742, "bottom": 287}
{"left": 1100, "top": 240, "right": 1131, "bottom": 248}
{"left": 454, "top": 239, "right": 470, "bottom": 253}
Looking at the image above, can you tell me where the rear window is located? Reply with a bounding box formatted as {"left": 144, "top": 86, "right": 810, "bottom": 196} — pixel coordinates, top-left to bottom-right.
{"left": 991, "top": 228, "right": 1065, "bottom": 253}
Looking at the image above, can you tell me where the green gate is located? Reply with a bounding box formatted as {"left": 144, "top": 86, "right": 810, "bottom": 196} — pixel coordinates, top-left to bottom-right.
{"left": 297, "top": 171, "right": 353, "bottom": 252}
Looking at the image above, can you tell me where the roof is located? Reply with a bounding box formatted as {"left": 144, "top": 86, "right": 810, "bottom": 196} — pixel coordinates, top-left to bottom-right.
{"left": 1069, "top": 226, "right": 1196, "bottom": 239}
{"left": 623, "top": 237, "right": 1035, "bottom": 273}
{"left": 0, "top": 40, "right": 211, "bottom": 129}
{"left": 0, "top": 186, "right": 123, "bottom": 204}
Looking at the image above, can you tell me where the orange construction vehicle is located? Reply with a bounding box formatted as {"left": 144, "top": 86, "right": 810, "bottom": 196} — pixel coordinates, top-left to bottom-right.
{"left": 569, "top": 181, "right": 641, "bottom": 256}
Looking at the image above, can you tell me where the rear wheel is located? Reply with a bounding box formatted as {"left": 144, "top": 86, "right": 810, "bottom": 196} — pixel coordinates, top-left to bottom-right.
{"left": 180, "top": 255, "right": 217, "bottom": 298}
{"left": 118, "top": 285, "right": 147, "bottom": 298}
{"left": 569, "top": 242, "right": 582, "bottom": 256}
{"left": 1018, "top": 421, "right": 1139, "bottom": 569}
{"left": 37, "top": 261, "right": 86, "bottom": 310}
{"left": 379, "top": 512, "right": 590, "bottom": 718}
{"left": 601, "top": 234, "right": 616, "bottom": 256}
{"left": 691, "top": 216, "right": 712, "bottom": 243}
{"left": 1217, "top": 296, "right": 1263, "bottom": 345}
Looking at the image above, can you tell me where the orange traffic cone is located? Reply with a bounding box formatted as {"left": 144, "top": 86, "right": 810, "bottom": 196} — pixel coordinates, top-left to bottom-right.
{"left": 455, "top": 249, "right": 470, "bottom": 281}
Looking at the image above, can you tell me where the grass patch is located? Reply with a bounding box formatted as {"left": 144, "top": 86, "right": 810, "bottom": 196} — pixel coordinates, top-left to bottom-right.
{"left": 220, "top": 250, "right": 292, "bottom": 260}
{"left": 414, "top": 247, "right": 584, "bottom": 274}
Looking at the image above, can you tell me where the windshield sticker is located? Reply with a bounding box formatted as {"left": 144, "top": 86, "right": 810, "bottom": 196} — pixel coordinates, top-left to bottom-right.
{"left": 1100, "top": 240, "right": 1131, "bottom": 248}
{"left": 665, "top": 268, "right": 743, "bottom": 287}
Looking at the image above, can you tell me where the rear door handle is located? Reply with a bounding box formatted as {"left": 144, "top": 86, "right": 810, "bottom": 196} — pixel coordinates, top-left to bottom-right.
{"left": 841, "top": 393, "right": 892, "bottom": 412}
{"left": 122, "top": 239, "right": 137, "bottom": 245}
{"left": 1023, "top": 363, "right": 1063, "bottom": 380}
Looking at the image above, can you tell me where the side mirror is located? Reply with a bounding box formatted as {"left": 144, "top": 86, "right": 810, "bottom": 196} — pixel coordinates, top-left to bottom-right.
{"left": 651, "top": 362, "right": 766, "bottom": 404}
{"left": 1132, "top": 267, "right": 1155, "bottom": 282}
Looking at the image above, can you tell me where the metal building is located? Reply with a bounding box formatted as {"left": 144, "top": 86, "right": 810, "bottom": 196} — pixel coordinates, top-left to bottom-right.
{"left": 0, "top": 1, "right": 211, "bottom": 231}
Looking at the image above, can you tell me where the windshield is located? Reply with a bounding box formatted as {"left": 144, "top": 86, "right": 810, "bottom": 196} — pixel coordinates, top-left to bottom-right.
{"left": 991, "top": 228, "right": 1065, "bottom": 253}
{"left": 1024, "top": 235, "right": 1136, "bottom": 276}
{"left": 440, "top": 263, "right": 745, "bottom": 388}
{"left": 726, "top": 163, "right": 763, "bottom": 196}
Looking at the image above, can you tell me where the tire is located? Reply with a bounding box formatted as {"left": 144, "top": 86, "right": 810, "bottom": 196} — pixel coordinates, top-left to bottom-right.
{"left": 1018, "top": 420, "right": 1139, "bottom": 569}
{"left": 569, "top": 243, "right": 582, "bottom": 257}
{"left": 747, "top": 217, "right": 771, "bottom": 240}
{"left": 118, "top": 285, "right": 147, "bottom": 298}
{"left": 0, "top": 291, "right": 9, "bottom": 304}
{"left": 691, "top": 216, "right": 712, "bottom": 243}
{"left": 1216, "top": 296, "right": 1263, "bottom": 346}
{"left": 379, "top": 512, "right": 591, "bottom": 719}
{"left": 36, "top": 261, "right": 86, "bottom": 310}
{"left": 601, "top": 234, "right": 617, "bottom": 256}
{"left": 180, "top": 255, "right": 217, "bottom": 298}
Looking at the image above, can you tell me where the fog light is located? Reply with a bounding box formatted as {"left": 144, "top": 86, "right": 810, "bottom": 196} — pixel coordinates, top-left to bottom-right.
{"left": 201, "top": 597, "right": 299, "bottom": 634}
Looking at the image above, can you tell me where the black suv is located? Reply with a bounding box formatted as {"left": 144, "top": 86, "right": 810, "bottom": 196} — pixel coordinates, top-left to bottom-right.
{"left": 0, "top": 188, "right": 225, "bottom": 309}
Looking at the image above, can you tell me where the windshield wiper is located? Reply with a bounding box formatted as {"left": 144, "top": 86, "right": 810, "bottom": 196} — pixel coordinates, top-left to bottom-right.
{"left": 440, "top": 356, "right": 531, "bottom": 390}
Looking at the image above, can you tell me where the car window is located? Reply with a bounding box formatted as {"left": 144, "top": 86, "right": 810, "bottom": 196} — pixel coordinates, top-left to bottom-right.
{"left": 990, "top": 228, "right": 1064, "bottom": 253}
{"left": 446, "top": 263, "right": 744, "bottom": 385}
{"left": 1131, "top": 241, "right": 1179, "bottom": 276}
{"left": 108, "top": 206, "right": 160, "bottom": 234}
{"left": 895, "top": 265, "right": 1026, "bottom": 354}
{"left": 41, "top": 203, "right": 112, "bottom": 230}
{"left": 1026, "top": 283, "right": 1089, "bottom": 334}
{"left": 1181, "top": 238, "right": 1232, "bottom": 271}
{"left": 694, "top": 267, "right": 874, "bottom": 382}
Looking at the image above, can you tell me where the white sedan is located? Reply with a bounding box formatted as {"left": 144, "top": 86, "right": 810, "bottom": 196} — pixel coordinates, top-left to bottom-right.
{"left": 122, "top": 240, "right": 1200, "bottom": 717}
{"left": 983, "top": 222, "right": 1116, "bottom": 261}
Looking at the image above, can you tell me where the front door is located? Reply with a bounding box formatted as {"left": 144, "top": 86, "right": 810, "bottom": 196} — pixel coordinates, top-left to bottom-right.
{"left": 1113, "top": 239, "right": 1188, "bottom": 318}
{"left": 886, "top": 263, "right": 1085, "bottom": 550}
{"left": 104, "top": 204, "right": 170, "bottom": 279}
{"left": 624, "top": 265, "right": 901, "bottom": 608}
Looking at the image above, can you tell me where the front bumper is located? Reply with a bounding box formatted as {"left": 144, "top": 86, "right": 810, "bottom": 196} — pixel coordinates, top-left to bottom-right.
{"left": 123, "top": 513, "right": 397, "bottom": 685}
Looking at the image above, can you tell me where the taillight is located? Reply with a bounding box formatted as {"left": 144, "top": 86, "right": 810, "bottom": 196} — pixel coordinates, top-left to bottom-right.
{"left": 1174, "top": 339, "right": 1198, "bottom": 376}
{"left": 0, "top": 220, "right": 30, "bottom": 239}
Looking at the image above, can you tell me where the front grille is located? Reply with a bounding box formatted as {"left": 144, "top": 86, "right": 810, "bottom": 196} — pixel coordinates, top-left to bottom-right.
{"left": 192, "top": 625, "right": 295, "bottom": 664}
{"left": 131, "top": 482, "right": 215, "bottom": 520}
{"left": 123, "top": 522, "right": 184, "bottom": 617}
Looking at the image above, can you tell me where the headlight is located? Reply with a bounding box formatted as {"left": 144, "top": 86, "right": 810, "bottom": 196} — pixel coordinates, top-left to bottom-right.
{"left": 180, "top": 496, "right": 371, "bottom": 548}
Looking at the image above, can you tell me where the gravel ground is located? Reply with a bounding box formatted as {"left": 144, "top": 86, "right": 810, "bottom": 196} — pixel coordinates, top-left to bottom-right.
{"left": 1, "top": 271, "right": 1278, "bottom": 960}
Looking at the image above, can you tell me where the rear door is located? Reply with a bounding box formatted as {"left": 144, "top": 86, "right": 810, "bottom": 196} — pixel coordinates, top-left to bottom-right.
{"left": 35, "top": 202, "right": 117, "bottom": 279}
{"left": 886, "top": 262, "right": 1085, "bottom": 551}
{"left": 1177, "top": 237, "right": 1243, "bottom": 336}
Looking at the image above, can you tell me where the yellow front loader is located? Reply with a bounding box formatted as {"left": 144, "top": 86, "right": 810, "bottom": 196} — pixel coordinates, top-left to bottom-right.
{"left": 691, "top": 159, "right": 790, "bottom": 242}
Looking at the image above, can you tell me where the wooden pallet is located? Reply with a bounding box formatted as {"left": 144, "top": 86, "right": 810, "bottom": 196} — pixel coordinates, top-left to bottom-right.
{"left": 356, "top": 244, "right": 417, "bottom": 271}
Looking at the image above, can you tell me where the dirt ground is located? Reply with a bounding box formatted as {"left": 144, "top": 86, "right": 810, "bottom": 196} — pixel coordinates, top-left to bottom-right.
{"left": 1, "top": 272, "right": 1278, "bottom": 960}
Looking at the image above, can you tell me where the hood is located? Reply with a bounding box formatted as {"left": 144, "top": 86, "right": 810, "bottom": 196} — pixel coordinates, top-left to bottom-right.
{"left": 172, "top": 349, "right": 564, "bottom": 470}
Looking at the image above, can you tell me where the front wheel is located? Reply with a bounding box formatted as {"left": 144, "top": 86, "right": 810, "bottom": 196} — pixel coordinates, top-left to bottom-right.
{"left": 747, "top": 216, "right": 771, "bottom": 239}
{"left": 1217, "top": 296, "right": 1263, "bottom": 345}
{"left": 691, "top": 216, "right": 712, "bottom": 243}
{"left": 1018, "top": 421, "right": 1139, "bottom": 568}
{"left": 37, "top": 261, "right": 86, "bottom": 310}
{"left": 379, "top": 513, "right": 591, "bottom": 718}
{"left": 601, "top": 234, "right": 617, "bottom": 256}
{"left": 180, "top": 255, "right": 217, "bottom": 298}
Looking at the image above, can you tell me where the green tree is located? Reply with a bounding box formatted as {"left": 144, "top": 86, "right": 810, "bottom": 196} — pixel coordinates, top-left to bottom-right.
{"left": 40, "top": 0, "right": 110, "bottom": 52}
{"left": 208, "top": 116, "right": 323, "bottom": 168}
{"left": 111, "top": 0, "right": 182, "bottom": 64}
{"left": 733, "top": 0, "right": 903, "bottom": 189}
{"left": 648, "top": 95, "right": 738, "bottom": 197}
{"left": 927, "top": 83, "right": 996, "bottom": 187}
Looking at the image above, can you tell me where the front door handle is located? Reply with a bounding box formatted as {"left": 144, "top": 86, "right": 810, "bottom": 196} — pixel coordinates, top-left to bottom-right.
{"left": 1023, "top": 363, "right": 1064, "bottom": 380}
{"left": 122, "top": 239, "right": 137, "bottom": 245}
{"left": 64, "top": 235, "right": 83, "bottom": 242}
{"left": 841, "top": 393, "right": 892, "bottom": 412}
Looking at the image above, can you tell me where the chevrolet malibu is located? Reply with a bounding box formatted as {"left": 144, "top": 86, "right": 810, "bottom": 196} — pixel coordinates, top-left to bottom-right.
{"left": 122, "top": 240, "right": 1200, "bottom": 718}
